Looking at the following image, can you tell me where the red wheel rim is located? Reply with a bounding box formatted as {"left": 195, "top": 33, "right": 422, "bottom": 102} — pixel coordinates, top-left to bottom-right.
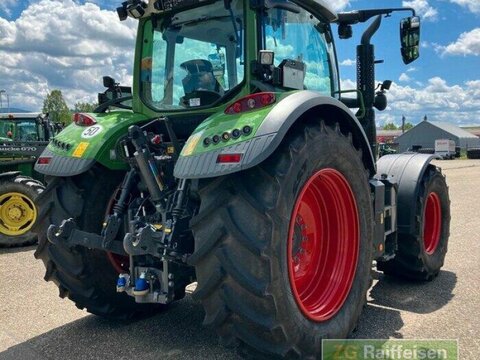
{"left": 423, "top": 192, "right": 442, "bottom": 255}
{"left": 288, "top": 168, "right": 359, "bottom": 322}
{"left": 107, "top": 252, "right": 129, "bottom": 273}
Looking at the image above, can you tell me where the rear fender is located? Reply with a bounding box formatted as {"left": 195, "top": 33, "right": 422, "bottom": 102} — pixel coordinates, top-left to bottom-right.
{"left": 34, "top": 112, "right": 148, "bottom": 177}
{"left": 0, "top": 171, "right": 21, "bottom": 181}
{"left": 174, "top": 91, "right": 376, "bottom": 178}
{"left": 376, "top": 153, "right": 437, "bottom": 236}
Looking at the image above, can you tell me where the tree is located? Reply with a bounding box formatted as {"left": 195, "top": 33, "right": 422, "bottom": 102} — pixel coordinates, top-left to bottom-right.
{"left": 404, "top": 122, "right": 414, "bottom": 131}
{"left": 42, "top": 90, "right": 71, "bottom": 125}
{"left": 383, "top": 123, "right": 398, "bottom": 130}
{"left": 74, "top": 101, "right": 97, "bottom": 113}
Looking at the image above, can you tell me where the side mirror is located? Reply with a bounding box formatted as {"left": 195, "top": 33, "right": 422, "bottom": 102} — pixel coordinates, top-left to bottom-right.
{"left": 103, "top": 76, "right": 116, "bottom": 89}
{"left": 400, "top": 16, "right": 420, "bottom": 64}
{"left": 338, "top": 23, "right": 353, "bottom": 39}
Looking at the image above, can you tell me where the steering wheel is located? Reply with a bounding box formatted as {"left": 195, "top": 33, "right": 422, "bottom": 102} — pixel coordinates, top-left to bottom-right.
{"left": 24, "top": 133, "right": 38, "bottom": 141}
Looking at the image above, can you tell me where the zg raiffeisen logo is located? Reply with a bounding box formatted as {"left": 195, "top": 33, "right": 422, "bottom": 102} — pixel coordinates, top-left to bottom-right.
{"left": 322, "top": 340, "right": 458, "bottom": 360}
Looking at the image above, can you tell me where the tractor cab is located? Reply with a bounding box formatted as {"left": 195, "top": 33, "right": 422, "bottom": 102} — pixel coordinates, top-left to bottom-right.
{"left": 132, "top": 0, "right": 339, "bottom": 112}
{"left": 0, "top": 113, "right": 56, "bottom": 143}
{"left": 137, "top": 0, "right": 245, "bottom": 111}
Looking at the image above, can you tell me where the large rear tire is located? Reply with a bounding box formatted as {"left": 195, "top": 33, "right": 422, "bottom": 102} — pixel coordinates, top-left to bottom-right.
{"left": 0, "top": 175, "right": 44, "bottom": 247}
{"left": 378, "top": 165, "right": 450, "bottom": 280}
{"left": 190, "top": 120, "right": 373, "bottom": 358}
{"left": 33, "top": 167, "right": 162, "bottom": 318}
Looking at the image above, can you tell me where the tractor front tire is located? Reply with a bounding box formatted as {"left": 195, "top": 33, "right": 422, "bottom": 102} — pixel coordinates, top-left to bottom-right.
{"left": 190, "top": 120, "right": 373, "bottom": 358}
{"left": 0, "top": 175, "right": 44, "bottom": 247}
{"left": 34, "top": 167, "right": 162, "bottom": 319}
{"left": 378, "top": 166, "right": 450, "bottom": 280}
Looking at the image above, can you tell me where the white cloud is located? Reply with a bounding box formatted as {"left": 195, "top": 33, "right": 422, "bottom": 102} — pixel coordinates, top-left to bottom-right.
{"left": 384, "top": 77, "right": 480, "bottom": 126}
{"left": 406, "top": 67, "right": 417, "bottom": 73}
{"left": 329, "top": 0, "right": 352, "bottom": 12}
{"left": 342, "top": 77, "right": 480, "bottom": 127}
{"left": 340, "top": 79, "right": 357, "bottom": 91}
{"left": 436, "top": 28, "right": 480, "bottom": 56}
{"left": 421, "top": 41, "right": 430, "bottom": 48}
{"left": 340, "top": 58, "right": 356, "bottom": 66}
{"left": 402, "top": 0, "right": 438, "bottom": 21}
{"left": 399, "top": 73, "right": 411, "bottom": 82}
{"left": 0, "top": 0, "right": 137, "bottom": 110}
{"left": 449, "top": 0, "right": 480, "bottom": 14}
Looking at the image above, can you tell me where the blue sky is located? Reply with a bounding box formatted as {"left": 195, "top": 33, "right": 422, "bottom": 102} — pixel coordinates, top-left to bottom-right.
{"left": 337, "top": 0, "right": 479, "bottom": 88}
{"left": 0, "top": 0, "right": 479, "bottom": 126}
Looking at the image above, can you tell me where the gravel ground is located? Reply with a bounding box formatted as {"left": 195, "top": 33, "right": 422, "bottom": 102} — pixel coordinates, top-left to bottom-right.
{"left": 0, "top": 159, "right": 479, "bottom": 359}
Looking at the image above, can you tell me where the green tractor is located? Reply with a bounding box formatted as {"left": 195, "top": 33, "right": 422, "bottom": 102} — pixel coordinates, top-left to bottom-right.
{"left": 34, "top": 0, "right": 450, "bottom": 357}
{"left": 0, "top": 113, "right": 59, "bottom": 247}
{"left": 378, "top": 142, "right": 397, "bottom": 158}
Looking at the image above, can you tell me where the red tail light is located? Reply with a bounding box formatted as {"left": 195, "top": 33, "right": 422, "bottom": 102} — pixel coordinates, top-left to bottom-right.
{"left": 216, "top": 153, "right": 242, "bottom": 163}
{"left": 225, "top": 92, "right": 276, "bottom": 115}
{"left": 73, "top": 113, "right": 97, "bottom": 126}
{"left": 37, "top": 157, "right": 52, "bottom": 165}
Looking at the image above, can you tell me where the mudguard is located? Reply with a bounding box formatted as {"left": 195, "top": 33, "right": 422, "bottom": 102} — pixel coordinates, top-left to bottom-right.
{"left": 34, "top": 112, "right": 149, "bottom": 177}
{"left": 35, "top": 147, "right": 96, "bottom": 177}
{"left": 376, "top": 152, "right": 437, "bottom": 236}
{"left": 174, "top": 91, "right": 375, "bottom": 179}
{"left": 0, "top": 171, "right": 21, "bottom": 181}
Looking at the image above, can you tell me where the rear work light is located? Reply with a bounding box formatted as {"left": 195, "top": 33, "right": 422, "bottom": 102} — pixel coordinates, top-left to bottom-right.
{"left": 216, "top": 153, "right": 242, "bottom": 163}
{"left": 37, "top": 157, "right": 52, "bottom": 165}
{"left": 225, "top": 92, "right": 276, "bottom": 115}
{"left": 73, "top": 113, "right": 97, "bottom": 126}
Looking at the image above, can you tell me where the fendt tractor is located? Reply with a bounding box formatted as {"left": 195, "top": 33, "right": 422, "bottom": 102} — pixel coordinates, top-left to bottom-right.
{"left": 0, "top": 113, "right": 58, "bottom": 246}
{"left": 33, "top": 0, "right": 450, "bottom": 357}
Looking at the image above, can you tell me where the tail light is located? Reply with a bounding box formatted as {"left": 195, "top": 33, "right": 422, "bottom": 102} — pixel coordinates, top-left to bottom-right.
{"left": 73, "top": 113, "right": 97, "bottom": 126}
{"left": 225, "top": 92, "right": 276, "bottom": 115}
{"left": 37, "top": 157, "right": 52, "bottom": 165}
{"left": 217, "top": 153, "right": 242, "bottom": 163}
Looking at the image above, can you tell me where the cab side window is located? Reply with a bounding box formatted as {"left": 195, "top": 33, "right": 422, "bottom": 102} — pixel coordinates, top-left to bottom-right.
{"left": 263, "top": 5, "right": 336, "bottom": 94}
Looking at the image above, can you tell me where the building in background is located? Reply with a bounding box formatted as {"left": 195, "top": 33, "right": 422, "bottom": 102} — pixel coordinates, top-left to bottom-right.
{"left": 395, "top": 120, "right": 480, "bottom": 152}
{"left": 465, "top": 127, "right": 480, "bottom": 138}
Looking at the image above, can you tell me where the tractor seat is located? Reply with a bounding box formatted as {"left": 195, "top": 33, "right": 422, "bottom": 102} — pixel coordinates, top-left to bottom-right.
{"left": 181, "top": 59, "right": 224, "bottom": 95}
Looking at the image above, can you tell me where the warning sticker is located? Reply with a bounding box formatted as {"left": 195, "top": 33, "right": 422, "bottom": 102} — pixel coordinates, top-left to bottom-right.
{"left": 181, "top": 133, "right": 202, "bottom": 156}
{"left": 72, "top": 142, "right": 90, "bottom": 158}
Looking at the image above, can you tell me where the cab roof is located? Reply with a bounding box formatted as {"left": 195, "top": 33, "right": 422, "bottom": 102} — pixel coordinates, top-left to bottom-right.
{"left": 0, "top": 112, "right": 41, "bottom": 120}
{"left": 142, "top": 0, "right": 338, "bottom": 22}
{"left": 294, "top": 0, "right": 337, "bottom": 22}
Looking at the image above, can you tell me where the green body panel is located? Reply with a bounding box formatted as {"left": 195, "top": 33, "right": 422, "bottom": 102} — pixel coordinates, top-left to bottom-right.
{"left": 48, "top": 93, "right": 284, "bottom": 168}
{"left": 0, "top": 162, "right": 33, "bottom": 178}
{"left": 17, "top": 163, "right": 33, "bottom": 176}
{"left": 47, "top": 112, "right": 149, "bottom": 170}
{"left": 181, "top": 92, "right": 292, "bottom": 156}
